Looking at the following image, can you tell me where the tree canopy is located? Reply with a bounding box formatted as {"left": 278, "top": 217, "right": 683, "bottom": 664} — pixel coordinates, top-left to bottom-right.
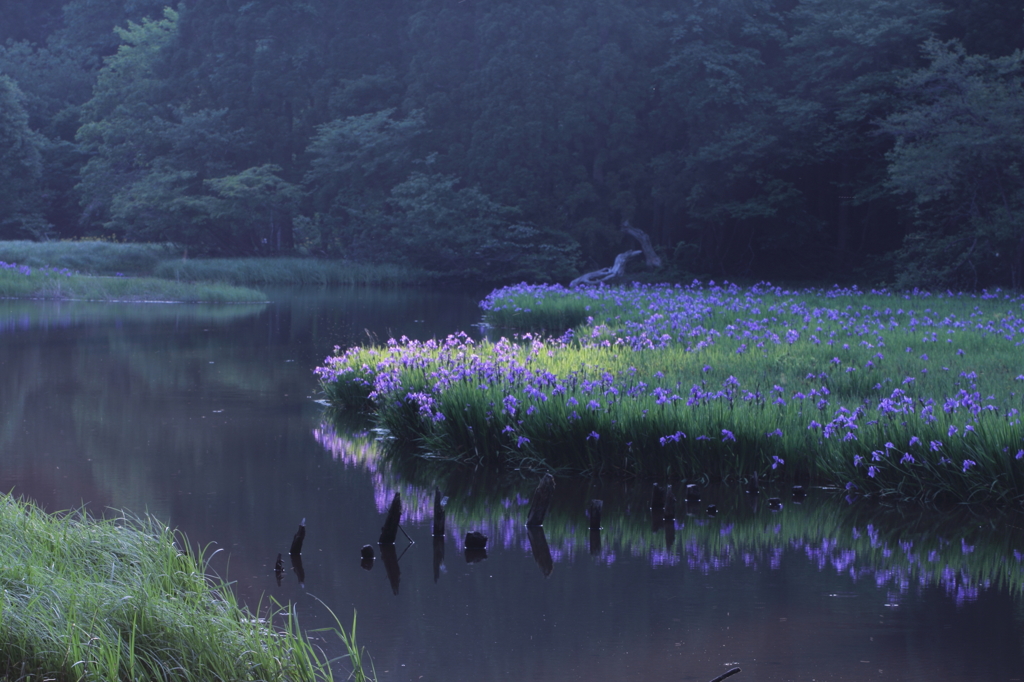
{"left": 0, "top": 0, "right": 1021, "bottom": 287}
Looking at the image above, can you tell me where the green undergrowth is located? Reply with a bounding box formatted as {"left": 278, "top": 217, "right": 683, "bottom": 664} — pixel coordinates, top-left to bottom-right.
{"left": 0, "top": 494, "right": 373, "bottom": 681}
{"left": 0, "top": 268, "right": 267, "bottom": 302}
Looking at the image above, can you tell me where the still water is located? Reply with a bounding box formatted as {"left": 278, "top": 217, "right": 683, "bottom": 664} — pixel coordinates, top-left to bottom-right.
{"left": 1, "top": 288, "right": 1022, "bottom": 682}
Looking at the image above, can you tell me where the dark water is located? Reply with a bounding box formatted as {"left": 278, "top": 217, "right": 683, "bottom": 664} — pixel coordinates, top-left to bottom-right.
{"left": 1, "top": 288, "right": 1022, "bottom": 682}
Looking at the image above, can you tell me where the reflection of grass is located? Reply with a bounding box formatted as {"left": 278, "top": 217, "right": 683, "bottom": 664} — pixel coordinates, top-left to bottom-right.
{"left": 319, "top": 284, "right": 1024, "bottom": 503}
{"left": 317, "top": 418, "right": 1024, "bottom": 604}
{"left": 0, "top": 495, "right": 358, "bottom": 681}
{"left": 0, "top": 266, "right": 266, "bottom": 302}
{"left": 0, "top": 298, "right": 266, "bottom": 331}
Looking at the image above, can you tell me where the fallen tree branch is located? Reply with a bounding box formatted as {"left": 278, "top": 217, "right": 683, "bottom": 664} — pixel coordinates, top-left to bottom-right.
{"left": 621, "top": 219, "right": 662, "bottom": 268}
{"left": 570, "top": 250, "right": 641, "bottom": 288}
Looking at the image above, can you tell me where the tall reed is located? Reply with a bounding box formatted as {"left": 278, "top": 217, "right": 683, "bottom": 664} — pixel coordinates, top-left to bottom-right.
{"left": 0, "top": 240, "right": 181, "bottom": 275}
{"left": 0, "top": 495, "right": 372, "bottom": 681}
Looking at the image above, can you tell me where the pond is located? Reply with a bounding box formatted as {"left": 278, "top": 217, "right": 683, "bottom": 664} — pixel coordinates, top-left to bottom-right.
{"left": 1, "top": 287, "right": 1022, "bottom": 682}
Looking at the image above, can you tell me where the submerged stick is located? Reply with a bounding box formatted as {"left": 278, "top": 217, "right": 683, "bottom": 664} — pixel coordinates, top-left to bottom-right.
{"left": 379, "top": 492, "right": 402, "bottom": 545}
{"left": 525, "top": 474, "right": 555, "bottom": 527}
{"left": 289, "top": 518, "right": 306, "bottom": 556}
{"left": 709, "top": 668, "right": 741, "bottom": 682}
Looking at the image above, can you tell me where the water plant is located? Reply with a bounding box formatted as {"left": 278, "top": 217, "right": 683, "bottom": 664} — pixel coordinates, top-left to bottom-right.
{"left": 0, "top": 494, "right": 371, "bottom": 681}
{"left": 317, "top": 282, "right": 1024, "bottom": 504}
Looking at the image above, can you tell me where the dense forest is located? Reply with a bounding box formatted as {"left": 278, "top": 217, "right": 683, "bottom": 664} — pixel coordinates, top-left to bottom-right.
{"left": 0, "top": 0, "right": 1022, "bottom": 288}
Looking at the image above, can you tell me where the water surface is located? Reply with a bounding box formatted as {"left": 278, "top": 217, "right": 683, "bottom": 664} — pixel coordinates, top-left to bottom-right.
{"left": 0, "top": 288, "right": 1021, "bottom": 682}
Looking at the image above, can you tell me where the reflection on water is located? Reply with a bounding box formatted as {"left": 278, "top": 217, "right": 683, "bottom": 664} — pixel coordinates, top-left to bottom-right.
{"left": 316, "top": 421, "right": 1024, "bottom": 608}
{"left": 1, "top": 289, "right": 1022, "bottom": 682}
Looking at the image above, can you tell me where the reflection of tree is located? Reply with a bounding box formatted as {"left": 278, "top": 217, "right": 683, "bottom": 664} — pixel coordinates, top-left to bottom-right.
{"left": 318, "top": 416, "right": 1024, "bottom": 605}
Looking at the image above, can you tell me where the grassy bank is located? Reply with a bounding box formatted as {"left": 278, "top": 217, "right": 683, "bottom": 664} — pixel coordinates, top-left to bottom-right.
{"left": 0, "top": 494, "right": 370, "bottom": 681}
{"left": 0, "top": 240, "right": 181, "bottom": 276}
{"left": 318, "top": 282, "right": 1024, "bottom": 504}
{"left": 0, "top": 241, "right": 425, "bottom": 287}
{"left": 154, "top": 257, "right": 424, "bottom": 287}
{"left": 0, "top": 263, "right": 267, "bottom": 302}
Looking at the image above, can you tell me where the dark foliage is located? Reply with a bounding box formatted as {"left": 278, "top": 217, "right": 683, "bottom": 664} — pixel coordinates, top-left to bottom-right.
{"left": 0, "top": 0, "right": 1019, "bottom": 287}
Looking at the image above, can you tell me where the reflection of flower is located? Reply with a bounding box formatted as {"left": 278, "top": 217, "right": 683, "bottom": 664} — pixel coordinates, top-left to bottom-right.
{"left": 314, "top": 420, "right": 1014, "bottom": 607}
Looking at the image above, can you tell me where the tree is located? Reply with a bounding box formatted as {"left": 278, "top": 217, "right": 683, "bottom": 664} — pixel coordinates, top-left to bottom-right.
{"left": 368, "top": 172, "right": 580, "bottom": 284}
{"left": 304, "top": 108, "right": 426, "bottom": 256}
{"left": 782, "top": 0, "right": 947, "bottom": 274}
{"left": 882, "top": 39, "right": 1024, "bottom": 289}
{"left": 0, "top": 75, "right": 49, "bottom": 239}
{"left": 76, "top": 8, "right": 245, "bottom": 251}
{"left": 204, "top": 165, "right": 303, "bottom": 252}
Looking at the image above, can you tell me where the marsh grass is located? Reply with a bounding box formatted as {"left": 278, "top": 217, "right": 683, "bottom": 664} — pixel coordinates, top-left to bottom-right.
{"left": 153, "top": 258, "right": 425, "bottom": 287}
{"left": 0, "top": 240, "right": 182, "bottom": 275}
{"left": 0, "top": 240, "right": 425, "bottom": 289}
{"left": 0, "top": 267, "right": 267, "bottom": 302}
{"left": 320, "top": 283, "right": 1024, "bottom": 504}
{"left": 0, "top": 494, "right": 374, "bottom": 681}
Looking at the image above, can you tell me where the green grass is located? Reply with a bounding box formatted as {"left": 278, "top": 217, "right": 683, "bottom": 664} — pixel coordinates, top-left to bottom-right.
{"left": 0, "top": 268, "right": 267, "bottom": 303}
{"left": 0, "top": 494, "right": 374, "bottom": 681}
{"left": 319, "top": 283, "right": 1024, "bottom": 504}
{"left": 153, "top": 258, "right": 425, "bottom": 287}
{"left": 0, "top": 240, "right": 427, "bottom": 289}
{"left": 0, "top": 240, "right": 182, "bottom": 276}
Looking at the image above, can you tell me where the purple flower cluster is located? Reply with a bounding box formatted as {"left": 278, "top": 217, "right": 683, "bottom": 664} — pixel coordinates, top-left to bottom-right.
{"left": 319, "top": 282, "right": 1024, "bottom": 494}
{"left": 0, "top": 261, "right": 74, "bottom": 277}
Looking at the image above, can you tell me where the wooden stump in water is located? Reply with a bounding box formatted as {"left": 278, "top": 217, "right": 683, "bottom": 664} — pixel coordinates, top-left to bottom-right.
{"left": 378, "top": 492, "right": 402, "bottom": 545}
{"left": 432, "top": 535, "right": 445, "bottom": 583}
{"left": 587, "top": 499, "right": 603, "bottom": 531}
{"left": 289, "top": 518, "right": 306, "bottom": 556}
{"left": 464, "top": 532, "right": 488, "bottom": 563}
{"left": 464, "top": 531, "right": 488, "bottom": 549}
{"left": 379, "top": 544, "right": 401, "bottom": 595}
{"left": 664, "top": 485, "right": 676, "bottom": 520}
{"left": 290, "top": 553, "right": 305, "bottom": 587}
{"left": 432, "top": 487, "right": 446, "bottom": 537}
{"left": 525, "top": 474, "right": 555, "bottom": 527}
{"left": 651, "top": 483, "right": 665, "bottom": 511}
{"left": 527, "top": 526, "right": 554, "bottom": 577}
